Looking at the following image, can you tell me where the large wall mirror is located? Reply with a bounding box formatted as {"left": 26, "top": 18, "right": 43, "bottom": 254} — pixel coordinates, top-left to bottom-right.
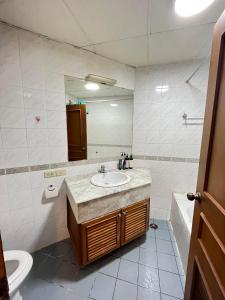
{"left": 64, "top": 76, "right": 134, "bottom": 161}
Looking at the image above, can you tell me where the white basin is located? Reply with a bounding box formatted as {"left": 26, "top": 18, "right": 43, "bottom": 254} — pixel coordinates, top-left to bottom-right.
{"left": 91, "top": 171, "right": 130, "bottom": 188}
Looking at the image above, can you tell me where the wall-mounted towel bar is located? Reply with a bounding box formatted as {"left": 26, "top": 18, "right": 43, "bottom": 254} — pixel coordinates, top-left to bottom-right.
{"left": 182, "top": 113, "right": 204, "bottom": 125}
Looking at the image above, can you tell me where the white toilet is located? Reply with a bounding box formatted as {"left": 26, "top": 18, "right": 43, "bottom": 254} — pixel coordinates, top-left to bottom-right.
{"left": 4, "top": 250, "right": 33, "bottom": 300}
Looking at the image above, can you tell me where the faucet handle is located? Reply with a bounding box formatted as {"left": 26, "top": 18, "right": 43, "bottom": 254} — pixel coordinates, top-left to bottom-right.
{"left": 99, "top": 165, "right": 106, "bottom": 173}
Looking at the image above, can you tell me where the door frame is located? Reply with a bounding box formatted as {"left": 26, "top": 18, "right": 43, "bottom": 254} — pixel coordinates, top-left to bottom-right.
{"left": 185, "top": 10, "right": 225, "bottom": 300}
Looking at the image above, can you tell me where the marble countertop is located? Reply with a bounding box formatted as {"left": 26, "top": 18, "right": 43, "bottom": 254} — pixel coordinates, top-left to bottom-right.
{"left": 65, "top": 168, "right": 152, "bottom": 205}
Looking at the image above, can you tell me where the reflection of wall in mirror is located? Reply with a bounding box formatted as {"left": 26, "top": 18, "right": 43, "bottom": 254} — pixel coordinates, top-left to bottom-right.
{"left": 87, "top": 99, "right": 133, "bottom": 158}
{"left": 86, "top": 99, "right": 133, "bottom": 158}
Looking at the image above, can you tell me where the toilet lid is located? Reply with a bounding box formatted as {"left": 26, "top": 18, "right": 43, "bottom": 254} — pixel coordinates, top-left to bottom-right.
{"left": 4, "top": 250, "right": 33, "bottom": 293}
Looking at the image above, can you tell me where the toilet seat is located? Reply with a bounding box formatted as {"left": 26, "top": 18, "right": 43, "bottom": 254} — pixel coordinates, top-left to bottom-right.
{"left": 4, "top": 250, "right": 33, "bottom": 294}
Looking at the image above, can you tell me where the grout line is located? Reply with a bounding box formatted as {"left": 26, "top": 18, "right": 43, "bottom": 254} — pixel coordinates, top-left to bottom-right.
{"left": 111, "top": 256, "right": 122, "bottom": 299}
{"left": 81, "top": 22, "right": 216, "bottom": 48}
{"left": 166, "top": 221, "right": 184, "bottom": 298}
{"left": 88, "top": 276, "right": 96, "bottom": 299}
{"left": 154, "top": 220, "right": 162, "bottom": 296}
{"left": 0, "top": 20, "right": 135, "bottom": 69}
{"left": 150, "top": 21, "right": 216, "bottom": 36}
{"left": 61, "top": 0, "right": 94, "bottom": 47}
{"left": 136, "top": 244, "right": 141, "bottom": 300}
{"left": 161, "top": 292, "right": 184, "bottom": 300}
{"left": 17, "top": 22, "right": 30, "bottom": 170}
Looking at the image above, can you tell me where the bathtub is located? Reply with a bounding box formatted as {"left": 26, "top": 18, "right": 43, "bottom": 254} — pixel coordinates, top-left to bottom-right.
{"left": 170, "top": 192, "right": 195, "bottom": 274}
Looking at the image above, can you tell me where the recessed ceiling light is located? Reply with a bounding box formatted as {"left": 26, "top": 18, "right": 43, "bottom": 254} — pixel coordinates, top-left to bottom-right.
{"left": 85, "top": 82, "right": 99, "bottom": 91}
{"left": 155, "top": 85, "right": 169, "bottom": 93}
{"left": 110, "top": 103, "right": 118, "bottom": 107}
{"left": 175, "top": 0, "right": 215, "bottom": 17}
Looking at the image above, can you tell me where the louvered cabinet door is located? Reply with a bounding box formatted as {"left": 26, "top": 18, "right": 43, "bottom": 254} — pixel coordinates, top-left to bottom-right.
{"left": 81, "top": 210, "right": 121, "bottom": 264}
{"left": 121, "top": 199, "right": 150, "bottom": 245}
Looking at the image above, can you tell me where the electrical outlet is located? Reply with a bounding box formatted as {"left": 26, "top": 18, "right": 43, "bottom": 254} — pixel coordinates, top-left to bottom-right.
{"left": 44, "top": 169, "right": 67, "bottom": 178}
{"left": 56, "top": 169, "right": 67, "bottom": 176}
{"left": 44, "top": 170, "right": 56, "bottom": 178}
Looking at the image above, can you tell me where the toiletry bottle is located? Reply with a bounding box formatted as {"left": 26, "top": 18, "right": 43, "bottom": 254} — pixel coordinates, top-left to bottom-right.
{"left": 129, "top": 154, "right": 134, "bottom": 169}
{"left": 125, "top": 155, "right": 129, "bottom": 169}
{"left": 122, "top": 154, "right": 127, "bottom": 169}
{"left": 118, "top": 159, "right": 123, "bottom": 170}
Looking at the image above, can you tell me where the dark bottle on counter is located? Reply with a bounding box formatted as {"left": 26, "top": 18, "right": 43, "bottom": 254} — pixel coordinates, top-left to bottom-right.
{"left": 129, "top": 154, "right": 134, "bottom": 169}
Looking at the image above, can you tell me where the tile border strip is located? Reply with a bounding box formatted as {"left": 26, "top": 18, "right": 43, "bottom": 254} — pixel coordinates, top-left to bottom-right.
{"left": 0, "top": 156, "right": 120, "bottom": 176}
{"left": 0, "top": 155, "right": 199, "bottom": 176}
{"left": 133, "top": 155, "right": 199, "bottom": 163}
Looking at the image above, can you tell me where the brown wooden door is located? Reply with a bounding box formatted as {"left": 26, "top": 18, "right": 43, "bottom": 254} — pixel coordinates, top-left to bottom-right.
{"left": 66, "top": 104, "right": 87, "bottom": 161}
{"left": 0, "top": 234, "right": 9, "bottom": 300}
{"left": 185, "top": 11, "right": 225, "bottom": 300}
{"left": 81, "top": 210, "right": 121, "bottom": 264}
{"left": 121, "top": 199, "right": 149, "bottom": 245}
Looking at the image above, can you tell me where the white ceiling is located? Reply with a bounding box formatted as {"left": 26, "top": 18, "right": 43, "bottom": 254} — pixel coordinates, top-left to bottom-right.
{"left": 0, "top": 0, "right": 224, "bottom": 67}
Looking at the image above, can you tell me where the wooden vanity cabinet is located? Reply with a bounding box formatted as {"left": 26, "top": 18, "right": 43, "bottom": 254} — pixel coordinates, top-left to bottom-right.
{"left": 121, "top": 199, "right": 150, "bottom": 245}
{"left": 81, "top": 210, "right": 121, "bottom": 265}
{"left": 67, "top": 198, "right": 150, "bottom": 266}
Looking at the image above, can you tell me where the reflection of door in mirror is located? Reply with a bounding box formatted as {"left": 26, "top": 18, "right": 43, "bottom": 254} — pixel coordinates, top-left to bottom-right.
{"left": 66, "top": 104, "right": 87, "bottom": 161}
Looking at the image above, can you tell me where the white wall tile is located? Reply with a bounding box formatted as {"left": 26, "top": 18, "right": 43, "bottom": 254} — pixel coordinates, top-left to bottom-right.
{"left": 6, "top": 173, "right": 30, "bottom": 191}
{"left": 0, "top": 62, "right": 22, "bottom": 87}
{"left": 48, "top": 146, "right": 67, "bottom": 163}
{"left": 8, "top": 188, "right": 32, "bottom": 211}
{"left": 45, "top": 91, "right": 65, "bottom": 111}
{"left": 3, "top": 148, "right": 28, "bottom": 168}
{"left": 151, "top": 208, "right": 170, "bottom": 220}
{"left": 23, "top": 88, "right": 46, "bottom": 110}
{"left": 0, "top": 175, "right": 7, "bottom": 195}
{"left": 46, "top": 110, "right": 66, "bottom": 129}
{"left": 26, "top": 129, "right": 48, "bottom": 147}
{"left": 0, "top": 194, "right": 10, "bottom": 213}
{"left": 44, "top": 72, "right": 65, "bottom": 92}
{"left": 0, "top": 107, "right": 25, "bottom": 128}
{"left": 0, "top": 22, "right": 135, "bottom": 253}
{"left": 1, "top": 129, "right": 27, "bottom": 148}
{"left": 48, "top": 129, "right": 67, "bottom": 146}
{"left": 22, "top": 67, "right": 45, "bottom": 90}
{"left": 0, "top": 85, "right": 23, "bottom": 108}
{"left": 28, "top": 147, "right": 49, "bottom": 165}
{"left": 0, "top": 28, "right": 20, "bottom": 65}
{"left": 0, "top": 151, "right": 5, "bottom": 169}
{"left": 133, "top": 60, "right": 208, "bottom": 219}
{"left": 29, "top": 171, "right": 44, "bottom": 189}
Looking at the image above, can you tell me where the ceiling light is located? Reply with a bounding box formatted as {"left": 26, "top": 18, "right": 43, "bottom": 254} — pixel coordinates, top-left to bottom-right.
{"left": 175, "top": 0, "right": 215, "bottom": 17}
{"left": 110, "top": 103, "right": 118, "bottom": 107}
{"left": 85, "top": 82, "right": 99, "bottom": 91}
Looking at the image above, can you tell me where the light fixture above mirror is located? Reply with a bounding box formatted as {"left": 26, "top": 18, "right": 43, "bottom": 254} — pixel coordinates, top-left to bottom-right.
{"left": 85, "top": 82, "right": 100, "bottom": 91}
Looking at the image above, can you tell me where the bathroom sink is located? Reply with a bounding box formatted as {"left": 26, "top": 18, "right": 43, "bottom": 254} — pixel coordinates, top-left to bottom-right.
{"left": 91, "top": 171, "right": 130, "bottom": 188}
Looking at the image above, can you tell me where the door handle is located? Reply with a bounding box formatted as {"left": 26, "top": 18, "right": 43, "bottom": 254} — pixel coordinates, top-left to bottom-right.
{"left": 187, "top": 192, "right": 201, "bottom": 202}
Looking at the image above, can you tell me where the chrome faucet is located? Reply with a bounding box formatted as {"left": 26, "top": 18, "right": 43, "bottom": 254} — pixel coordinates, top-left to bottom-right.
{"left": 98, "top": 165, "right": 106, "bottom": 173}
